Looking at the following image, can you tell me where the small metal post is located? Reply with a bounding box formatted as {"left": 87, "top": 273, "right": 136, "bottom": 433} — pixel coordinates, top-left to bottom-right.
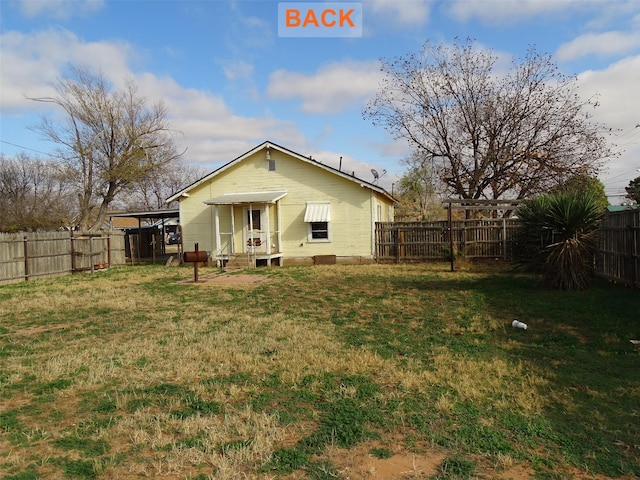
{"left": 194, "top": 243, "right": 199, "bottom": 282}
{"left": 448, "top": 202, "right": 454, "bottom": 272}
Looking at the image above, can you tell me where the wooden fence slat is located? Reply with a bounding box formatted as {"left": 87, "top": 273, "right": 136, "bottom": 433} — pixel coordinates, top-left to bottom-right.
{"left": 595, "top": 210, "right": 639, "bottom": 288}
{"left": 375, "top": 219, "right": 521, "bottom": 263}
{"left": 376, "top": 211, "right": 639, "bottom": 288}
{"left": 0, "top": 231, "right": 126, "bottom": 285}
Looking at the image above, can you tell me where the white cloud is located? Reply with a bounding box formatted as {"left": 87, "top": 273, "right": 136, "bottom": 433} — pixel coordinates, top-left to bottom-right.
{"left": 557, "top": 31, "right": 640, "bottom": 62}
{"left": 222, "top": 61, "right": 254, "bottom": 81}
{"left": 19, "top": 0, "right": 104, "bottom": 20}
{"left": 447, "top": 0, "right": 584, "bottom": 24}
{"left": 368, "top": 0, "right": 431, "bottom": 26}
{"left": 577, "top": 55, "right": 640, "bottom": 199}
{"left": 266, "top": 60, "right": 385, "bottom": 114}
{"left": 0, "top": 29, "right": 132, "bottom": 111}
{"left": 115, "top": 76, "right": 305, "bottom": 166}
{"left": 578, "top": 55, "right": 640, "bottom": 130}
{"left": 0, "top": 28, "right": 305, "bottom": 166}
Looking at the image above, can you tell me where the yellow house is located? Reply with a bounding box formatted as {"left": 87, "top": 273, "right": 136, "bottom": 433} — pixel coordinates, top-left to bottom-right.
{"left": 167, "top": 141, "right": 395, "bottom": 266}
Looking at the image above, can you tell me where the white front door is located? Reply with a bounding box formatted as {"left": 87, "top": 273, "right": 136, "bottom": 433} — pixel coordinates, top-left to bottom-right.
{"left": 243, "top": 206, "right": 266, "bottom": 253}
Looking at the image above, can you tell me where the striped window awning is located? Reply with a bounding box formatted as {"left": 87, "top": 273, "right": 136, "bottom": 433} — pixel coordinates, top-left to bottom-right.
{"left": 304, "top": 202, "right": 331, "bottom": 222}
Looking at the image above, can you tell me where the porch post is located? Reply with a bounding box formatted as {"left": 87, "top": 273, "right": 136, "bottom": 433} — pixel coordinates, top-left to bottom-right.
{"left": 265, "top": 203, "right": 271, "bottom": 257}
{"left": 214, "top": 205, "right": 221, "bottom": 256}
{"left": 248, "top": 203, "right": 255, "bottom": 267}
{"left": 230, "top": 205, "right": 235, "bottom": 255}
{"left": 276, "top": 199, "right": 283, "bottom": 262}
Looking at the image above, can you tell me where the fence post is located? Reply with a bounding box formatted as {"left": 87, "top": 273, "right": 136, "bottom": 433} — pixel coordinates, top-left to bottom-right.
{"left": 90, "top": 236, "right": 94, "bottom": 273}
{"left": 107, "top": 234, "right": 112, "bottom": 267}
{"left": 23, "top": 235, "right": 29, "bottom": 281}
{"left": 502, "top": 218, "right": 507, "bottom": 261}
{"left": 395, "top": 226, "right": 400, "bottom": 264}
{"left": 70, "top": 230, "right": 76, "bottom": 273}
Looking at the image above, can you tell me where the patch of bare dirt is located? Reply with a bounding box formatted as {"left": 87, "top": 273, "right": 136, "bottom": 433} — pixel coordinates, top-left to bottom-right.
{"left": 13, "top": 322, "right": 80, "bottom": 336}
{"left": 327, "top": 445, "right": 447, "bottom": 479}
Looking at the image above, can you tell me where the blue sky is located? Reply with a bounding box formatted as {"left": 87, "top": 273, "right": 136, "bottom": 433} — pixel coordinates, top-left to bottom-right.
{"left": 1, "top": 0, "right": 639, "bottom": 203}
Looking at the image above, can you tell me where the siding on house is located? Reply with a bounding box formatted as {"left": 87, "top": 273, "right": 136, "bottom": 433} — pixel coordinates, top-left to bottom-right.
{"left": 175, "top": 143, "right": 394, "bottom": 261}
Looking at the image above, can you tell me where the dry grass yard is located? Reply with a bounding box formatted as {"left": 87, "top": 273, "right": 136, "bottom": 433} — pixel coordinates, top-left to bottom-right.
{"left": 1, "top": 263, "right": 638, "bottom": 479}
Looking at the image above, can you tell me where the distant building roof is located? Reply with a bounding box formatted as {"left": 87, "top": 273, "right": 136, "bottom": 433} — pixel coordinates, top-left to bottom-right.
{"left": 607, "top": 205, "right": 639, "bottom": 212}
{"left": 110, "top": 216, "right": 141, "bottom": 229}
{"left": 106, "top": 209, "right": 179, "bottom": 230}
{"left": 108, "top": 209, "right": 179, "bottom": 219}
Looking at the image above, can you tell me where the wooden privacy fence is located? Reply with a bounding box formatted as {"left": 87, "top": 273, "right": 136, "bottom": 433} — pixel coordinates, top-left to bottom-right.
{"left": 376, "top": 210, "right": 640, "bottom": 288}
{"left": 375, "top": 219, "right": 522, "bottom": 263}
{"left": 0, "top": 231, "right": 126, "bottom": 285}
{"left": 595, "top": 209, "right": 640, "bottom": 288}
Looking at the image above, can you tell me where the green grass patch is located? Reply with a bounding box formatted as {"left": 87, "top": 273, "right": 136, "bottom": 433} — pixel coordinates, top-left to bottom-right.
{"left": 52, "top": 436, "right": 110, "bottom": 456}
{"left": 1, "top": 263, "right": 638, "bottom": 479}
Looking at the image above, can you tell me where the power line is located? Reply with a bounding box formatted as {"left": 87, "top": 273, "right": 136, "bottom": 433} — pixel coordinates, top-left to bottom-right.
{"left": 0, "top": 140, "right": 63, "bottom": 159}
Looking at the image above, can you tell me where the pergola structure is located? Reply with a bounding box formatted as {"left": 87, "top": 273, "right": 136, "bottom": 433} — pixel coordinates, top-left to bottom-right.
{"left": 442, "top": 199, "right": 525, "bottom": 271}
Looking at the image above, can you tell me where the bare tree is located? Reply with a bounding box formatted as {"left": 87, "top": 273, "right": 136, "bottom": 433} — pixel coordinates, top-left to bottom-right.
{"left": 120, "top": 162, "right": 209, "bottom": 211}
{"left": 0, "top": 154, "right": 75, "bottom": 232}
{"left": 29, "top": 65, "right": 183, "bottom": 232}
{"left": 364, "top": 38, "right": 615, "bottom": 201}
{"left": 394, "top": 152, "right": 443, "bottom": 221}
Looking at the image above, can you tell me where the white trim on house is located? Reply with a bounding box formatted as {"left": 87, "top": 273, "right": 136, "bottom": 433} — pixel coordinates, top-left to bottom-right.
{"left": 204, "top": 191, "right": 288, "bottom": 205}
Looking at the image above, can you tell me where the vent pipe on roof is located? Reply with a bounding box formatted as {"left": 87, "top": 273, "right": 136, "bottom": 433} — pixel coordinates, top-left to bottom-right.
{"left": 339, "top": 156, "right": 342, "bottom": 171}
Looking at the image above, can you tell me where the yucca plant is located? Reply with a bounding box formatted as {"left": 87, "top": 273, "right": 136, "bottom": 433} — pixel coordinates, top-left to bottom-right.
{"left": 516, "top": 190, "right": 605, "bottom": 290}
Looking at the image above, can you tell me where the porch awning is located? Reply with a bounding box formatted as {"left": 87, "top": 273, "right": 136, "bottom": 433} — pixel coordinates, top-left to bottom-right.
{"left": 204, "top": 191, "right": 288, "bottom": 205}
{"left": 304, "top": 202, "right": 331, "bottom": 222}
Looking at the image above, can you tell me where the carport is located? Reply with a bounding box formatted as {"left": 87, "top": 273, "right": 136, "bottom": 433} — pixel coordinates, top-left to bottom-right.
{"left": 107, "top": 209, "right": 179, "bottom": 264}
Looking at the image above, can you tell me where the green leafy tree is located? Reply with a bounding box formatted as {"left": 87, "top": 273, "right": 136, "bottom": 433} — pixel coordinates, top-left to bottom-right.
{"left": 553, "top": 175, "right": 609, "bottom": 211}
{"left": 625, "top": 176, "right": 640, "bottom": 205}
{"left": 516, "top": 190, "right": 605, "bottom": 290}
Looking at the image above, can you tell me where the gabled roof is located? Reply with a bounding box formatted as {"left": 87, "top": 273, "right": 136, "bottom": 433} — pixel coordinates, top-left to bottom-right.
{"left": 166, "top": 141, "right": 394, "bottom": 203}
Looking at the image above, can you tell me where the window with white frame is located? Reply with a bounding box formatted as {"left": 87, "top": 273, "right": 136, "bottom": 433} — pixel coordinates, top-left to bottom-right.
{"left": 304, "top": 202, "right": 331, "bottom": 242}
{"left": 310, "top": 221, "right": 329, "bottom": 240}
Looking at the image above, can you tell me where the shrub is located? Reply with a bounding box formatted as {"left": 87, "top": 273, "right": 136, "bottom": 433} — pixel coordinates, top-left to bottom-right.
{"left": 516, "top": 190, "right": 605, "bottom": 290}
